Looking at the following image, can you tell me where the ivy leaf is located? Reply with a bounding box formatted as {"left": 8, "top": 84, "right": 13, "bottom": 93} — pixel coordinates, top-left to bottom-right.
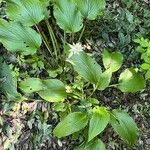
{"left": 53, "top": 0, "right": 83, "bottom": 33}
{"left": 102, "top": 50, "right": 123, "bottom": 72}
{"left": 0, "top": 19, "right": 42, "bottom": 55}
{"left": 75, "top": 138, "right": 105, "bottom": 150}
{"left": 19, "top": 78, "right": 44, "bottom": 94}
{"left": 88, "top": 107, "right": 110, "bottom": 142}
{"left": 74, "top": 0, "right": 106, "bottom": 20}
{"left": 53, "top": 112, "right": 88, "bottom": 138}
{"left": 97, "top": 69, "right": 112, "bottom": 90}
{"left": 38, "top": 79, "right": 67, "bottom": 102}
{"left": 69, "top": 51, "right": 102, "bottom": 84}
{"left": 111, "top": 109, "right": 139, "bottom": 147}
{"left": 0, "top": 58, "right": 22, "bottom": 101}
{"left": 118, "top": 68, "right": 145, "bottom": 92}
{"left": 6, "top": 0, "right": 47, "bottom": 26}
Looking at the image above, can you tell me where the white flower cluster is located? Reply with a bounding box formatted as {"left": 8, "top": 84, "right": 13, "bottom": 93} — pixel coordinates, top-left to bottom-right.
{"left": 68, "top": 43, "right": 83, "bottom": 58}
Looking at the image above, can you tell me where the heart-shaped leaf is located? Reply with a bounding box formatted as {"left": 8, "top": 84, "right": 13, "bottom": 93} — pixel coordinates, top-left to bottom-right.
{"left": 53, "top": 112, "right": 88, "bottom": 138}
{"left": 118, "top": 68, "right": 145, "bottom": 92}
{"left": 53, "top": 0, "right": 83, "bottom": 33}
{"left": 75, "top": 138, "right": 105, "bottom": 150}
{"left": 6, "top": 0, "right": 48, "bottom": 26}
{"left": 74, "top": 0, "right": 106, "bottom": 20}
{"left": 111, "top": 109, "right": 139, "bottom": 147}
{"left": 69, "top": 51, "right": 102, "bottom": 84}
{"left": 0, "top": 19, "right": 42, "bottom": 55}
{"left": 88, "top": 107, "right": 110, "bottom": 142}
{"left": 102, "top": 50, "right": 123, "bottom": 72}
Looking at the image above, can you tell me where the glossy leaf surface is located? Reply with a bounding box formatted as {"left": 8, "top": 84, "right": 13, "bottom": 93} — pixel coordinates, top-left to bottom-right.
{"left": 53, "top": 0, "right": 83, "bottom": 33}
{"left": 39, "top": 79, "right": 67, "bottom": 102}
{"left": 53, "top": 112, "right": 88, "bottom": 138}
{"left": 19, "top": 78, "right": 66, "bottom": 102}
{"left": 19, "top": 78, "right": 43, "bottom": 93}
{"left": 102, "top": 50, "right": 123, "bottom": 72}
{"left": 75, "top": 138, "right": 105, "bottom": 150}
{"left": 75, "top": 0, "right": 106, "bottom": 20}
{"left": 118, "top": 68, "right": 145, "bottom": 92}
{"left": 88, "top": 107, "right": 110, "bottom": 141}
{"left": 6, "top": 0, "right": 47, "bottom": 26}
{"left": 111, "top": 109, "right": 139, "bottom": 147}
{"left": 69, "top": 52, "right": 102, "bottom": 84}
{"left": 0, "top": 19, "right": 42, "bottom": 55}
{"left": 97, "top": 69, "right": 112, "bottom": 90}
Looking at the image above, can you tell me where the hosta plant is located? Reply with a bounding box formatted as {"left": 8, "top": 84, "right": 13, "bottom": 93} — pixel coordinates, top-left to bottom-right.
{"left": 0, "top": 0, "right": 145, "bottom": 149}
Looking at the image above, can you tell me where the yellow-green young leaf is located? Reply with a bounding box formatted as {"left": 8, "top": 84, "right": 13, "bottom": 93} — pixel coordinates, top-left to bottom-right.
{"left": 38, "top": 79, "right": 67, "bottom": 102}
{"left": 53, "top": 112, "right": 88, "bottom": 138}
{"left": 6, "top": 0, "right": 47, "bottom": 26}
{"left": 97, "top": 69, "right": 112, "bottom": 90}
{"left": 53, "top": 0, "right": 83, "bottom": 33}
{"left": 118, "top": 68, "right": 145, "bottom": 92}
{"left": 74, "top": 138, "right": 105, "bottom": 150}
{"left": 74, "top": 0, "right": 106, "bottom": 20}
{"left": 0, "top": 58, "right": 22, "bottom": 101}
{"left": 19, "top": 78, "right": 44, "bottom": 94}
{"left": 88, "top": 107, "right": 110, "bottom": 142}
{"left": 69, "top": 51, "right": 102, "bottom": 84}
{"left": 145, "top": 70, "right": 150, "bottom": 80}
{"left": 141, "top": 63, "right": 150, "bottom": 70}
{"left": 111, "top": 109, "right": 139, "bottom": 147}
{"left": 0, "top": 19, "right": 42, "bottom": 55}
{"left": 102, "top": 50, "right": 123, "bottom": 72}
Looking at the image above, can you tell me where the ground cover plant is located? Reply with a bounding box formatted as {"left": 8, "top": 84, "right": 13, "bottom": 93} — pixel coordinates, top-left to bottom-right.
{"left": 0, "top": 0, "right": 150, "bottom": 149}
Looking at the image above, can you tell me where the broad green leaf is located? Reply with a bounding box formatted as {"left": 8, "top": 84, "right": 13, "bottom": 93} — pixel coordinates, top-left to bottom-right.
{"left": 53, "top": 0, "right": 83, "bottom": 33}
{"left": 111, "top": 109, "right": 139, "bottom": 147}
{"left": 88, "top": 107, "right": 110, "bottom": 142}
{"left": 134, "top": 38, "right": 149, "bottom": 48}
{"left": 75, "top": 138, "right": 105, "bottom": 150}
{"left": 97, "top": 69, "right": 112, "bottom": 90}
{"left": 39, "top": 0, "right": 50, "bottom": 18}
{"left": 0, "top": 58, "right": 22, "bottom": 101}
{"left": 118, "top": 68, "right": 145, "bottom": 92}
{"left": 145, "top": 70, "right": 150, "bottom": 80}
{"left": 69, "top": 51, "right": 102, "bottom": 84}
{"left": 102, "top": 50, "right": 123, "bottom": 72}
{"left": 19, "top": 78, "right": 66, "bottom": 102}
{"left": 74, "top": 0, "right": 106, "bottom": 20}
{"left": 141, "top": 63, "right": 150, "bottom": 70}
{"left": 0, "top": 19, "right": 42, "bottom": 55}
{"left": 40, "top": 0, "right": 50, "bottom": 8}
{"left": 38, "top": 79, "right": 67, "bottom": 102}
{"left": 53, "top": 112, "right": 88, "bottom": 138}
{"left": 19, "top": 78, "right": 43, "bottom": 93}
{"left": 6, "top": 0, "right": 47, "bottom": 26}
